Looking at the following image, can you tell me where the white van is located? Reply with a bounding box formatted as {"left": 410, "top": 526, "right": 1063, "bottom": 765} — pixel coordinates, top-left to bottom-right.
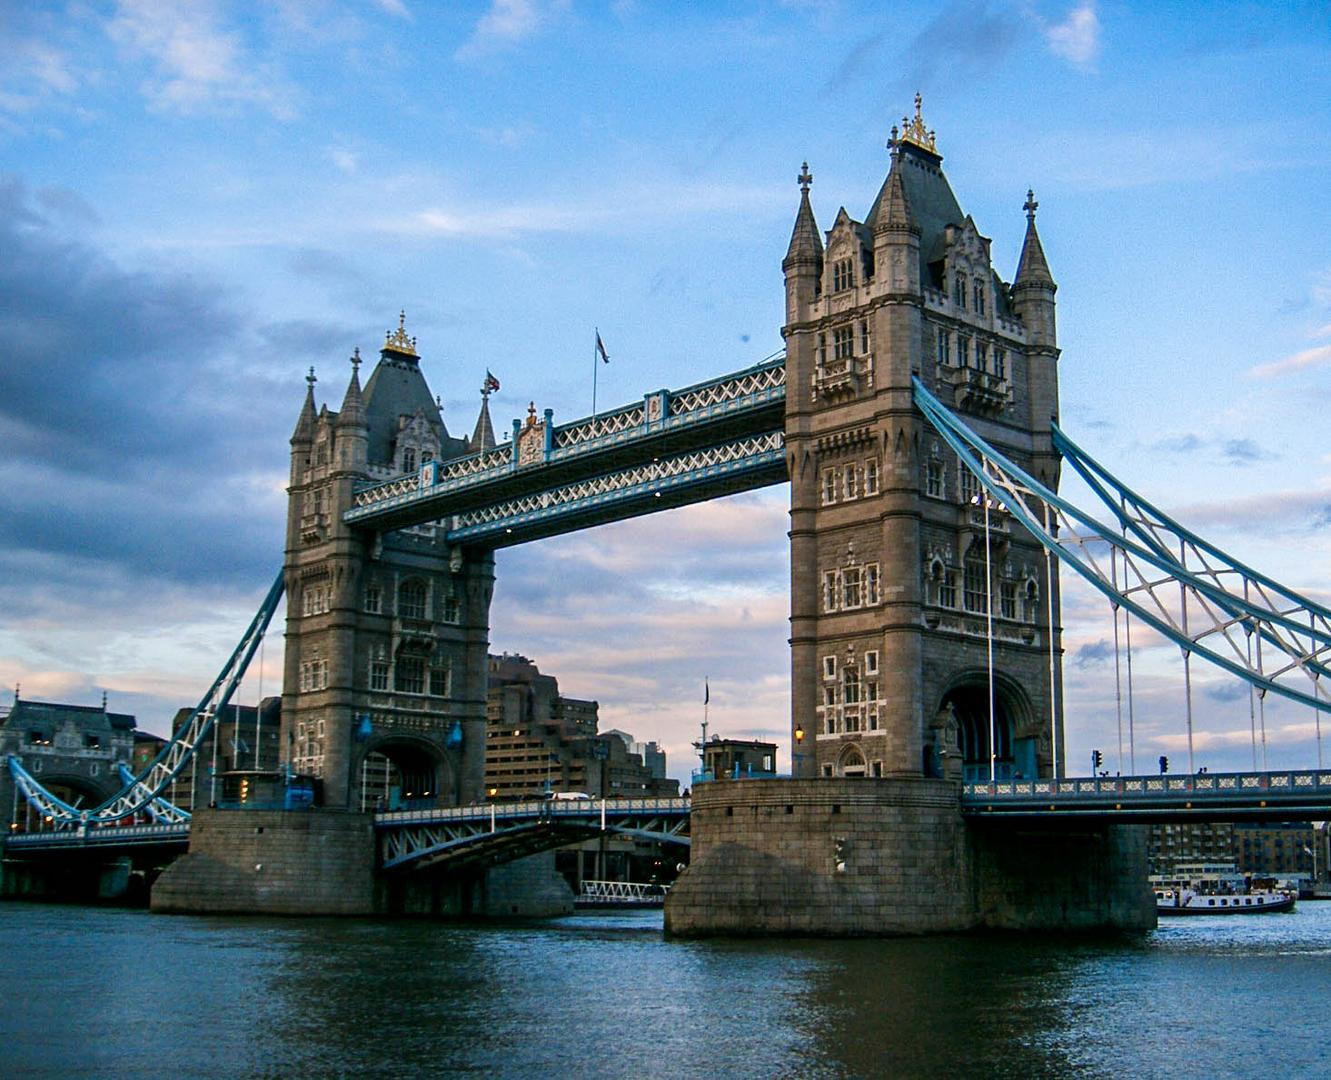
{"left": 547, "top": 791, "right": 592, "bottom": 801}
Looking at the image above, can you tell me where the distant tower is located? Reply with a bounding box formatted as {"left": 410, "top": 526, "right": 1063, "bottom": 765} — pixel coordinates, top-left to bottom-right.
{"left": 782, "top": 95, "right": 1063, "bottom": 782}
{"left": 281, "top": 315, "right": 495, "bottom": 809}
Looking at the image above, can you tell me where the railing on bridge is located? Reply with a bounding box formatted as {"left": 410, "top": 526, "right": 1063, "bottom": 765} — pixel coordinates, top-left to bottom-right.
{"left": 5, "top": 821, "right": 191, "bottom": 851}
{"left": 963, "top": 768, "right": 1331, "bottom": 819}
{"left": 343, "top": 357, "right": 787, "bottom": 530}
{"left": 575, "top": 879, "right": 670, "bottom": 906}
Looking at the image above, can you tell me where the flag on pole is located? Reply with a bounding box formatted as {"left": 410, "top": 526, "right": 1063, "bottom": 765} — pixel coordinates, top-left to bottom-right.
{"left": 704, "top": 679, "right": 710, "bottom": 705}
{"left": 484, "top": 370, "right": 500, "bottom": 392}
{"left": 595, "top": 330, "right": 610, "bottom": 364}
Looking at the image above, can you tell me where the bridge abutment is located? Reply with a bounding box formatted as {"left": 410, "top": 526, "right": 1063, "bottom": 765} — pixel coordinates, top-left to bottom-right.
{"left": 664, "top": 779, "right": 1153, "bottom": 936}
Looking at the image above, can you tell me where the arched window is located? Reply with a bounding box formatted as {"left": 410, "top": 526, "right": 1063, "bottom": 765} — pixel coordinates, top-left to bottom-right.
{"left": 953, "top": 274, "right": 966, "bottom": 308}
{"left": 1023, "top": 580, "right": 1039, "bottom": 623}
{"left": 402, "top": 447, "right": 417, "bottom": 473}
{"left": 963, "top": 557, "right": 987, "bottom": 614}
{"left": 398, "top": 579, "right": 427, "bottom": 621}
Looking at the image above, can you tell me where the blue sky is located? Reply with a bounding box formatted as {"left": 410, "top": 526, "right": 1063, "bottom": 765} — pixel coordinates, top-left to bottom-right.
{"left": 2, "top": 1, "right": 1330, "bottom": 786}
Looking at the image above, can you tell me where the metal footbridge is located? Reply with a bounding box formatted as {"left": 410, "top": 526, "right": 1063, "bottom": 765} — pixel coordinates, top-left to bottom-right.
{"left": 376, "top": 797, "right": 691, "bottom": 873}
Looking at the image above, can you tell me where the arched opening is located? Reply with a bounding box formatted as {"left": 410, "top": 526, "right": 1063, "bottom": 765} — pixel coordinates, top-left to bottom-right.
{"left": 358, "top": 737, "right": 448, "bottom": 812}
{"left": 13, "top": 774, "right": 115, "bottom": 832}
{"left": 837, "top": 744, "right": 867, "bottom": 778}
{"left": 939, "top": 683, "right": 1016, "bottom": 783}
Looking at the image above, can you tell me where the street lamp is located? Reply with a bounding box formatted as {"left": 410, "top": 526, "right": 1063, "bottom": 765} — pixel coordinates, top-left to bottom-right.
{"left": 793, "top": 724, "right": 805, "bottom": 779}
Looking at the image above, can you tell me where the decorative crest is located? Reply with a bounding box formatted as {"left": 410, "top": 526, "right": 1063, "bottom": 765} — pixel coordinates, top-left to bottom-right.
{"left": 898, "top": 92, "right": 937, "bottom": 154}
{"left": 306, "top": 366, "right": 317, "bottom": 387}
{"left": 384, "top": 310, "right": 419, "bottom": 357}
{"left": 797, "top": 162, "right": 813, "bottom": 193}
{"left": 1024, "top": 188, "right": 1039, "bottom": 222}
{"left": 350, "top": 346, "right": 361, "bottom": 373}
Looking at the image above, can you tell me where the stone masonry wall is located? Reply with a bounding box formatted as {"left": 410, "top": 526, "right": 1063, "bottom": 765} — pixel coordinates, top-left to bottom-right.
{"left": 665, "top": 778, "right": 973, "bottom": 936}
{"left": 666, "top": 778, "right": 1155, "bottom": 936}
{"left": 151, "top": 809, "right": 376, "bottom": 915}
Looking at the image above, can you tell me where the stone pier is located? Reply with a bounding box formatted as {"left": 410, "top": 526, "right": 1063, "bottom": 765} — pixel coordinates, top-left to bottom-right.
{"left": 664, "top": 778, "right": 1154, "bottom": 936}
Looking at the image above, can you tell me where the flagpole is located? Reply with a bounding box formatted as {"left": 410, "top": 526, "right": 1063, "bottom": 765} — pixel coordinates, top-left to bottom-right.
{"left": 592, "top": 327, "right": 599, "bottom": 416}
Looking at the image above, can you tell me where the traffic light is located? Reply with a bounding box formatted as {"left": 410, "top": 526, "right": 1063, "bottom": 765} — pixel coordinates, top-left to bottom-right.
{"left": 1091, "top": 749, "right": 1103, "bottom": 771}
{"left": 1159, "top": 755, "right": 1169, "bottom": 774}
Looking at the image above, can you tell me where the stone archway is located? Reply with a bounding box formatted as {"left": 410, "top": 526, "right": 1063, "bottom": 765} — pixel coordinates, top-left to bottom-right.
{"left": 356, "top": 735, "right": 452, "bottom": 812}
{"left": 936, "top": 673, "right": 1034, "bottom": 783}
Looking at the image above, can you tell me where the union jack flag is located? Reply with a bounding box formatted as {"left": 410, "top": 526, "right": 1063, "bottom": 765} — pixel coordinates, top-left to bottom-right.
{"left": 484, "top": 370, "right": 500, "bottom": 393}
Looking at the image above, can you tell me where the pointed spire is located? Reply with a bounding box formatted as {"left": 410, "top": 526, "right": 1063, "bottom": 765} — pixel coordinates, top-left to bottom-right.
{"left": 470, "top": 386, "right": 497, "bottom": 452}
{"left": 783, "top": 162, "right": 823, "bottom": 271}
{"left": 1014, "top": 189, "right": 1054, "bottom": 287}
{"left": 291, "top": 366, "right": 317, "bottom": 444}
{"left": 873, "top": 149, "right": 918, "bottom": 236}
{"left": 337, "top": 347, "right": 367, "bottom": 429}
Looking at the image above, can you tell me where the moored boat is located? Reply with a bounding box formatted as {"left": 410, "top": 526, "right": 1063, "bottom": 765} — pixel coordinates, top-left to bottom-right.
{"left": 1151, "top": 861, "right": 1296, "bottom": 916}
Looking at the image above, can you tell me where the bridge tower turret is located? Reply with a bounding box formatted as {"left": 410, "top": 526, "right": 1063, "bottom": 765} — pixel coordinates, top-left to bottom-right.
{"left": 781, "top": 95, "right": 1063, "bottom": 785}
{"left": 281, "top": 316, "right": 494, "bottom": 811}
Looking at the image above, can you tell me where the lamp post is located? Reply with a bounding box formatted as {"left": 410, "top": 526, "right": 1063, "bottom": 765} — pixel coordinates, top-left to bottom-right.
{"left": 793, "top": 723, "right": 805, "bottom": 779}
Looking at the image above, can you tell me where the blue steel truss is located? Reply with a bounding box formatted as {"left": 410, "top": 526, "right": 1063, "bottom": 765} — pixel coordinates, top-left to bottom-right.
{"left": 377, "top": 798, "right": 691, "bottom": 872}
{"left": 343, "top": 357, "right": 787, "bottom": 541}
{"left": 8, "top": 572, "right": 285, "bottom": 829}
{"left": 913, "top": 378, "right": 1331, "bottom": 714}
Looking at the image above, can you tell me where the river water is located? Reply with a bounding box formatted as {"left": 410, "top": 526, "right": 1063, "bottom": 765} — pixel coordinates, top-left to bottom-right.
{"left": 2, "top": 900, "right": 1329, "bottom": 1079}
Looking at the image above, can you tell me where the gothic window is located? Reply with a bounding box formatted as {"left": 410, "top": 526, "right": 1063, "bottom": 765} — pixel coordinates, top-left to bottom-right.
{"left": 315, "top": 442, "right": 328, "bottom": 467}
{"left": 864, "top": 650, "right": 879, "bottom": 676}
{"left": 954, "top": 274, "right": 967, "bottom": 309}
{"left": 939, "top": 569, "right": 958, "bottom": 609}
{"left": 842, "top": 567, "right": 862, "bottom": 609}
{"left": 864, "top": 458, "right": 879, "bottom": 495}
{"left": 973, "top": 279, "right": 986, "bottom": 315}
{"left": 442, "top": 595, "right": 460, "bottom": 624}
{"left": 926, "top": 458, "right": 944, "bottom": 498}
{"left": 994, "top": 348, "right": 1007, "bottom": 379}
{"left": 1023, "top": 580, "right": 1040, "bottom": 623}
{"left": 822, "top": 469, "right": 838, "bottom": 505}
{"left": 843, "top": 464, "right": 859, "bottom": 500}
{"left": 823, "top": 656, "right": 837, "bottom": 680}
{"left": 1000, "top": 581, "right": 1017, "bottom": 620}
{"left": 398, "top": 579, "right": 427, "bottom": 621}
{"left": 833, "top": 258, "right": 855, "bottom": 292}
{"left": 859, "top": 320, "right": 871, "bottom": 355}
{"left": 964, "top": 558, "right": 987, "bottom": 614}
{"left": 429, "top": 661, "right": 450, "bottom": 697}
{"left": 817, "top": 332, "right": 827, "bottom": 366}
{"left": 833, "top": 325, "right": 854, "bottom": 360}
{"left": 364, "top": 584, "right": 381, "bottom": 614}
{"left": 976, "top": 342, "right": 988, "bottom": 371}
{"left": 402, "top": 448, "right": 417, "bottom": 473}
{"left": 957, "top": 335, "right": 970, "bottom": 368}
{"left": 959, "top": 464, "right": 979, "bottom": 505}
{"left": 370, "top": 660, "right": 389, "bottom": 691}
{"left": 823, "top": 570, "right": 839, "bottom": 612}
{"left": 396, "top": 656, "right": 425, "bottom": 695}
{"left": 312, "top": 486, "right": 327, "bottom": 516}
{"left": 936, "top": 327, "right": 950, "bottom": 365}
{"left": 865, "top": 564, "right": 880, "bottom": 605}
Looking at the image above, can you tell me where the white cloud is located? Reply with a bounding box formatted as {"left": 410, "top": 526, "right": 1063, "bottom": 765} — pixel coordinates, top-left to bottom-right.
{"left": 454, "top": 0, "right": 566, "bottom": 61}
{"left": 374, "top": 0, "right": 412, "bottom": 18}
{"left": 1042, "top": 1, "right": 1101, "bottom": 68}
{"left": 329, "top": 147, "right": 359, "bottom": 174}
{"left": 1247, "top": 342, "right": 1331, "bottom": 380}
{"left": 106, "top": 0, "right": 297, "bottom": 119}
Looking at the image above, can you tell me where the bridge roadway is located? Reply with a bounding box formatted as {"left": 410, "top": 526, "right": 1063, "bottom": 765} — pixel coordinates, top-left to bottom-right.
{"left": 9, "top": 770, "right": 1331, "bottom": 863}
{"left": 343, "top": 357, "right": 787, "bottom": 546}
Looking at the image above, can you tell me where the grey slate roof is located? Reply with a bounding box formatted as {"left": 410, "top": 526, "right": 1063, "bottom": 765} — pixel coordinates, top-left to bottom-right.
{"left": 2, "top": 700, "right": 137, "bottom": 732}
{"left": 866, "top": 143, "right": 965, "bottom": 289}
{"left": 362, "top": 350, "right": 466, "bottom": 466}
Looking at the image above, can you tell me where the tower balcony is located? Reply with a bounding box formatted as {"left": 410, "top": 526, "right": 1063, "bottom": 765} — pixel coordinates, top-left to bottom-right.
{"left": 813, "top": 352, "right": 874, "bottom": 401}
{"left": 938, "top": 363, "right": 1009, "bottom": 415}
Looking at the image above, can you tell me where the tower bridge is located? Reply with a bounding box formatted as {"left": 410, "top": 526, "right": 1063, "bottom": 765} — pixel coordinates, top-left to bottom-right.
{"left": 7, "top": 95, "right": 1331, "bottom": 931}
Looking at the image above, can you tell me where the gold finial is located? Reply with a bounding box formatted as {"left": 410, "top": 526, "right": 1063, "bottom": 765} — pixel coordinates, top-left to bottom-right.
{"left": 797, "top": 162, "right": 813, "bottom": 193}
{"left": 384, "top": 310, "right": 419, "bottom": 357}
{"left": 526, "top": 401, "right": 538, "bottom": 427}
{"left": 350, "top": 346, "right": 361, "bottom": 373}
{"left": 898, "top": 91, "right": 937, "bottom": 154}
{"left": 1024, "top": 189, "right": 1039, "bottom": 222}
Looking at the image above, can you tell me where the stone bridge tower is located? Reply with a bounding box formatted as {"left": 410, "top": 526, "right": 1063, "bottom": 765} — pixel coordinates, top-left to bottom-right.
{"left": 783, "top": 96, "right": 1063, "bottom": 783}
{"left": 282, "top": 316, "right": 495, "bottom": 809}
